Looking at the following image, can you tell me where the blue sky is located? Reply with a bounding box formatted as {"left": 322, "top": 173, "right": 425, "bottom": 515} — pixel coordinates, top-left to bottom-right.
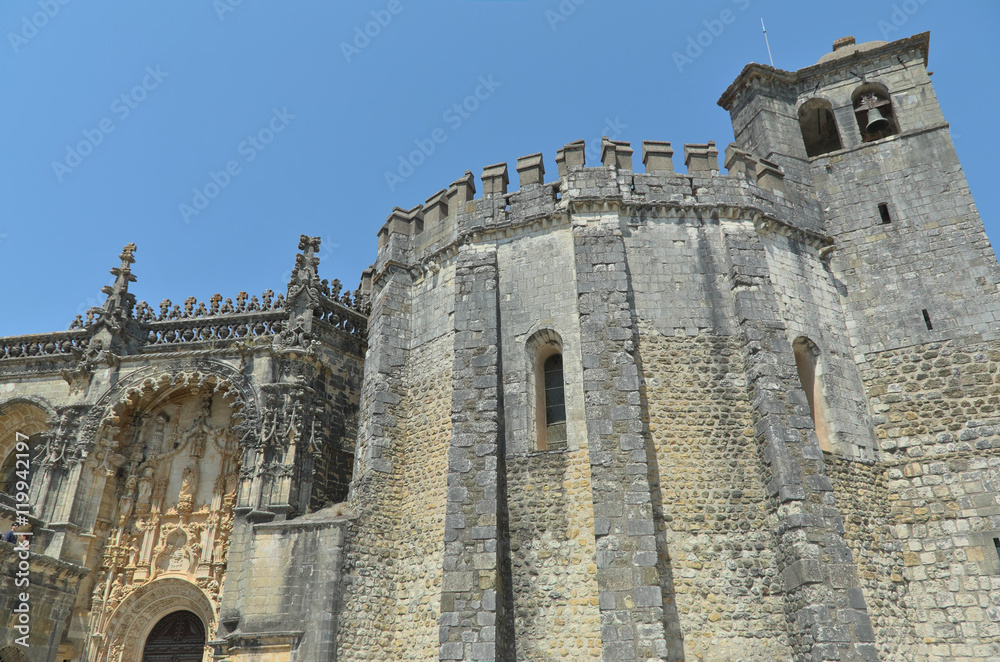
{"left": 0, "top": 0, "right": 996, "bottom": 336}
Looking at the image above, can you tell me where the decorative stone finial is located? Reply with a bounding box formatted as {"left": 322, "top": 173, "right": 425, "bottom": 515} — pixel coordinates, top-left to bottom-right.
{"left": 447, "top": 171, "right": 476, "bottom": 210}
{"left": 360, "top": 265, "right": 374, "bottom": 297}
{"left": 424, "top": 189, "right": 449, "bottom": 225}
{"left": 601, "top": 138, "right": 633, "bottom": 172}
{"left": 724, "top": 143, "right": 757, "bottom": 180}
{"left": 286, "top": 235, "right": 322, "bottom": 309}
{"left": 88, "top": 243, "right": 138, "bottom": 334}
{"left": 832, "top": 36, "right": 856, "bottom": 52}
{"left": 378, "top": 206, "right": 423, "bottom": 249}
{"left": 755, "top": 158, "right": 785, "bottom": 195}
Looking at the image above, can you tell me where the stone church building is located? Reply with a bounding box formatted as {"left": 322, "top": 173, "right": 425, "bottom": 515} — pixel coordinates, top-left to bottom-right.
{"left": 1, "top": 31, "right": 998, "bottom": 662}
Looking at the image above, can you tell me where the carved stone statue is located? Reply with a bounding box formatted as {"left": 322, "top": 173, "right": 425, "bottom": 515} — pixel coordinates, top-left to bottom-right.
{"left": 187, "top": 398, "right": 212, "bottom": 459}
{"left": 224, "top": 470, "right": 239, "bottom": 497}
{"left": 136, "top": 467, "right": 154, "bottom": 513}
{"left": 146, "top": 413, "right": 168, "bottom": 459}
{"left": 178, "top": 461, "right": 200, "bottom": 512}
{"left": 117, "top": 474, "right": 138, "bottom": 526}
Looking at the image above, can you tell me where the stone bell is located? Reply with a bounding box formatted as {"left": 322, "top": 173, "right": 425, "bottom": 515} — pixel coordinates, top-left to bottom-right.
{"left": 866, "top": 107, "right": 890, "bottom": 133}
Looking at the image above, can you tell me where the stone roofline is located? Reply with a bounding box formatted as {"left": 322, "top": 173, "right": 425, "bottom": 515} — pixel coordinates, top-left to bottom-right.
{"left": 0, "top": 237, "right": 369, "bottom": 364}
{"left": 0, "top": 300, "right": 367, "bottom": 365}
{"left": 716, "top": 31, "right": 930, "bottom": 111}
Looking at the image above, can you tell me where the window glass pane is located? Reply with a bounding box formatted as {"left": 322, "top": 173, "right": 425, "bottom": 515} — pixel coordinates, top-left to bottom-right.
{"left": 543, "top": 354, "right": 565, "bottom": 425}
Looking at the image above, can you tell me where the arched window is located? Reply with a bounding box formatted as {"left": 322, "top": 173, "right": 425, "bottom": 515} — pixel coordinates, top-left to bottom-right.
{"left": 543, "top": 353, "right": 566, "bottom": 434}
{"left": 142, "top": 610, "right": 206, "bottom": 662}
{"left": 528, "top": 330, "right": 567, "bottom": 451}
{"left": 536, "top": 346, "right": 566, "bottom": 451}
{"left": 792, "top": 337, "right": 831, "bottom": 452}
{"left": 852, "top": 82, "right": 899, "bottom": 142}
{"left": 798, "top": 98, "right": 843, "bottom": 157}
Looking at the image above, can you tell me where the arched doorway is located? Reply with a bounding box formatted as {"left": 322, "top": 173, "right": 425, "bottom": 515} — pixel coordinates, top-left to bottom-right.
{"left": 0, "top": 646, "right": 28, "bottom": 662}
{"left": 141, "top": 610, "right": 205, "bottom": 662}
{"left": 98, "top": 577, "right": 216, "bottom": 662}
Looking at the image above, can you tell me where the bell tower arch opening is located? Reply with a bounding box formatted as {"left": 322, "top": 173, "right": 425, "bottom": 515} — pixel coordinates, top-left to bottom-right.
{"left": 798, "top": 98, "right": 843, "bottom": 157}
{"left": 852, "top": 81, "right": 899, "bottom": 142}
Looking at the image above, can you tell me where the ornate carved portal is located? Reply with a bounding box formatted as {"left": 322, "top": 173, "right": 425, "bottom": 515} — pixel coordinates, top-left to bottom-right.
{"left": 85, "top": 385, "right": 243, "bottom": 662}
{"left": 94, "top": 577, "right": 215, "bottom": 662}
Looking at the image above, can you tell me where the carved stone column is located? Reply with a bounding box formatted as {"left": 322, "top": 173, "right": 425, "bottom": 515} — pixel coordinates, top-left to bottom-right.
{"left": 253, "top": 378, "right": 320, "bottom": 519}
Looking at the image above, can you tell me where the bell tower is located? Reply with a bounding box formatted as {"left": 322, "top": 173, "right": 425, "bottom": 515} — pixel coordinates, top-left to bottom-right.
{"left": 719, "top": 31, "right": 1000, "bottom": 357}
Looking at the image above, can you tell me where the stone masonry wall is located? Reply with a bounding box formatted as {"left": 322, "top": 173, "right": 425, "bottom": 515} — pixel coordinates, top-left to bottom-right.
{"left": 638, "top": 325, "right": 794, "bottom": 661}
{"left": 817, "top": 131, "right": 1000, "bottom": 358}
{"left": 825, "top": 456, "right": 915, "bottom": 660}
{"left": 311, "top": 342, "right": 365, "bottom": 509}
{"left": 763, "top": 233, "right": 876, "bottom": 460}
{"left": 338, "top": 264, "right": 412, "bottom": 662}
{"left": 493, "top": 222, "right": 602, "bottom": 660}
{"left": 860, "top": 338, "right": 1000, "bottom": 661}
{"left": 337, "top": 331, "right": 453, "bottom": 662}
{"left": 722, "top": 222, "right": 878, "bottom": 661}
{"left": 232, "top": 514, "right": 350, "bottom": 661}
{"left": 438, "top": 246, "right": 515, "bottom": 661}
{"left": 394, "top": 333, "right": 453, "bottom": 659}
{"left": 497, "top": 226, "right": 585, "bottom": 456}
{"left": 573, "top": 212, "right": 671, "bottom": 660}
{"left": 506, "top": 447, "right": 602, "bottom": 661}
{"left": 0, "top": 540, "right": 86, "bottom": 662}
{"left": 625, "top": 219, "right": 736, "bottom": 338}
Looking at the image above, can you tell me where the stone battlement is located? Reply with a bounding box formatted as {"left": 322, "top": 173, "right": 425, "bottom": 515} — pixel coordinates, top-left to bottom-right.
{"left": 376, "top": 137, "right": 807, "bottom": 276}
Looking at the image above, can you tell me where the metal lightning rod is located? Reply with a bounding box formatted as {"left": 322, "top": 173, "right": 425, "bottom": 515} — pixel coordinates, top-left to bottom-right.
{"left": 761, "top": 18, "right": 774, "bottom": 67}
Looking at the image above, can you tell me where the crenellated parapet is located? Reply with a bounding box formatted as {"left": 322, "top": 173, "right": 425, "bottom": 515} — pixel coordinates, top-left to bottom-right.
{"left": 373, "top": 136, "right": 817, "bottom": 284}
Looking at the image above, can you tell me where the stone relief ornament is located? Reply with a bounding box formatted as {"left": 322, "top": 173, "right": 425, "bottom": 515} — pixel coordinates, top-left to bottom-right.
{"left": 35, "top": 406, "right": 88, "bottom": 470}
{"left": 86, "top": 389, "right": 244, "bottom": 661}
{"left": 116, "top": 474, "right": 137, "bottom": 526}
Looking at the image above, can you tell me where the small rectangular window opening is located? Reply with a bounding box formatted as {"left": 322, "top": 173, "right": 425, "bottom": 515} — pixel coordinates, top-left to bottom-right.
{"left": 878, "top": 202, "right": 892, "bottom": 224}
{"left": 922, "top": 309, "right": 933, "bottom": 330}
{"left": 994, "top": 538, "right": 1000, "bottom": 563}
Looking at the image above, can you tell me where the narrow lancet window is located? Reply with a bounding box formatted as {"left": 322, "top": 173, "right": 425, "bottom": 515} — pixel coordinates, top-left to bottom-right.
{"left": 544, "top": 354, "right": 566, "bottom": 428}
{"left": 540, "top": 351, "right": 567, "bottom": 450}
